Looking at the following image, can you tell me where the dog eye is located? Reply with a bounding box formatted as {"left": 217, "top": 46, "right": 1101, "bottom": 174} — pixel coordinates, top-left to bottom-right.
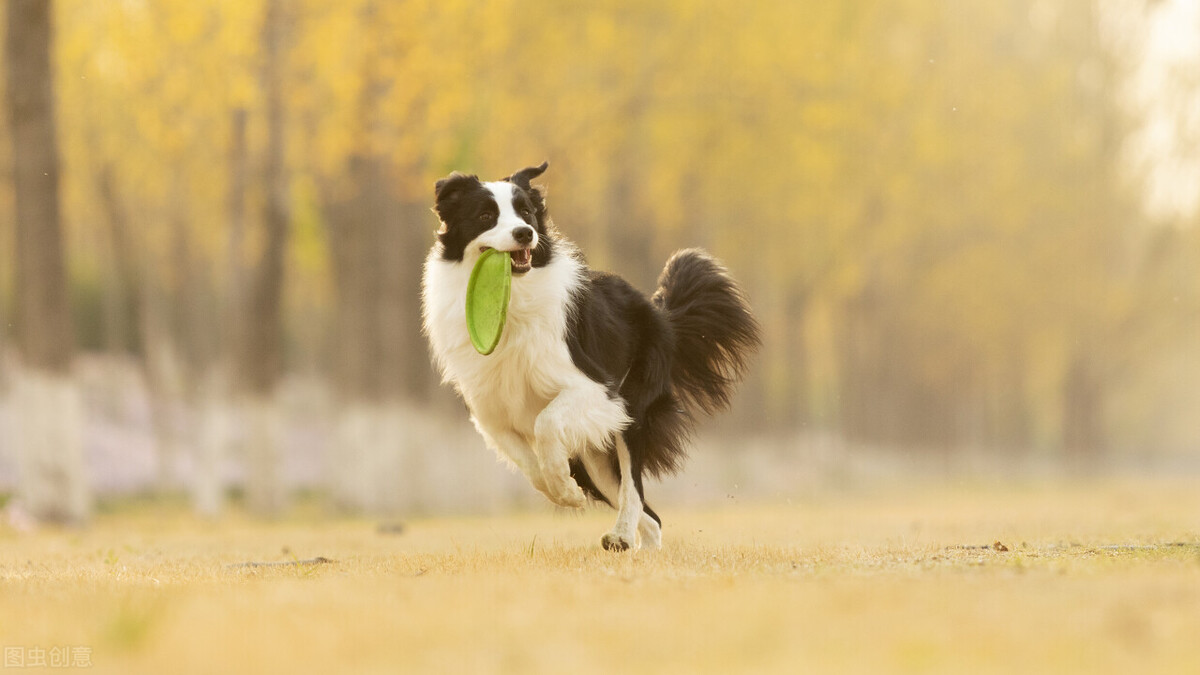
{"left": 478, "top": 213, "right": 493, "bottom": 222}
{"left": 520, "top": 208, "right": 532, "bottom": 219}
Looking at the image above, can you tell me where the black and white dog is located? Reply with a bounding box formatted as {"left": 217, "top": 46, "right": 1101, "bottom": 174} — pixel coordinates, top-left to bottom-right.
{"left": 421, "top": 162, "right": 760, "bottom": 551}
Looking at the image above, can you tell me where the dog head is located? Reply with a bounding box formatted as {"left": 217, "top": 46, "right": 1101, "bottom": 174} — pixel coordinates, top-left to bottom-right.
{"left": 433, "top": 161, "right": 552, "bottom": 275}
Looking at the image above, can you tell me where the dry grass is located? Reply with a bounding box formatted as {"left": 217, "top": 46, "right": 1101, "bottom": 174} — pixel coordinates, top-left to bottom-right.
{"left": 2, "top": 478, "right": 1199, "bottom": 674}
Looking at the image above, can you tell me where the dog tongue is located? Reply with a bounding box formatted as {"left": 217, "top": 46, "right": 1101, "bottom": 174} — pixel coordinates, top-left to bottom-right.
{"left": 513, "top": 249, "right": 531, "bottom": 265}
{"left": 465, "top": 249, "right": 512, "bottom": 355}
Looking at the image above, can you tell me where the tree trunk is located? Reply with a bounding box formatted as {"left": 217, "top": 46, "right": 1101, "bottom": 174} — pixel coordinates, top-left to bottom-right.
{"left": 96, "top": 165, "right": 140, "bottom": 357}
{"left": 91, "top": 163, "right": 144, "bottom": 430}
{"left": 5, "top": 0, "right": 89, "bottom": 523}
{"left": 234, "top": 0, "right": 290, "bottom": 516}
{"left": 324, "top": 156, "right": 415, "bottom": 513}
{"left": 325, "top": 159, "right": 375, "bottom": 512}
{"left": 606, "top": 160, "right": 657, "bottom": 292}
{"left": 1063, "top": 350, "right": 1104, "bottom": 469}
{"left": 838, "top": 282, "right": 881, "bottom": 445}
{"left": 319, "top": 2, "right": 430, "bottom": 514}
{"left": 193, "top": 108, "right": 249, "bottom": 517}
{"left": 225, "top": 107, "right": 249, "bottom": 348}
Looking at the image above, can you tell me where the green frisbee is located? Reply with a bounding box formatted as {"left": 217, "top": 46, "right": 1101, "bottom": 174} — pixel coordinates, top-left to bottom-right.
{"left": 465, "top": 248, "right": 512, "bottom": 355}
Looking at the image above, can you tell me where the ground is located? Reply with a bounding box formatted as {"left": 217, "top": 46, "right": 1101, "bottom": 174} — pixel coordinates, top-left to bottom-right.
{"left": 2, "top": 478, "right": 1199, "bottom": 674}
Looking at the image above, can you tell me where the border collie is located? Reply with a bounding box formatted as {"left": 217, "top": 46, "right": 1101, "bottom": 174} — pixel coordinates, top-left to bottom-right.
{"left": 421, "top": 162, "right": 760, "bottom": 551}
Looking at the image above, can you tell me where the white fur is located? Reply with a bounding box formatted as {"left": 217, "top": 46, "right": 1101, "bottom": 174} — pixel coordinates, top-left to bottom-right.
{"left": 422, "top": 226, "right": 630, "bottom": 510}
{"left": 638, "top": 511, "right": 663, "bottom": 549}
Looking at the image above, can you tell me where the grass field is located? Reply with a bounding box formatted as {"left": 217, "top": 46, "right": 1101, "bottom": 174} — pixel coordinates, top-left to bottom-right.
{"left": 2, "top": 477, "right": 1199, "bottom": 674}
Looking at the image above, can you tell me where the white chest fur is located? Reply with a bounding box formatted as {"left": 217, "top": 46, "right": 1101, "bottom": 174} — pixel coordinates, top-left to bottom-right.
{"left": 422, "top": 245, "right": 602, "bottom": 437}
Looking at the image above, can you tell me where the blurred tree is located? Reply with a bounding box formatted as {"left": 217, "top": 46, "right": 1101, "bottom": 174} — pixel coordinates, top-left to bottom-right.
{"left": 8, "top": 0, "right": 1197, "bottom": 512}
{"left": 314, "top": 0, "right": 442, "bottom": 513}
{"left": 192, "top": 107, "right": 250, "bottom": 517}
{"left": 234, "top": 0, "right": 292, "bottom": 516}
{"left": 0, "top": 62, "right": 9, "bottom": 392}
{"left": 5, "top": 0, "right": 89, "bottom": 522}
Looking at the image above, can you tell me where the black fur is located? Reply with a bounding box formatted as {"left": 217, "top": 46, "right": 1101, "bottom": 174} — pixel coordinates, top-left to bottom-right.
{"left": 564, "top": 250, "right": 761, "bottom": 486}
{"left": 653, "top": 249, "right": 762, "bottom": 416}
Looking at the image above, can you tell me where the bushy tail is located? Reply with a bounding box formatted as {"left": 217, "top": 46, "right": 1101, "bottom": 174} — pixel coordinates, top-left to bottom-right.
{"left": 653, "top": 249, "right": 762, "bottom": 418}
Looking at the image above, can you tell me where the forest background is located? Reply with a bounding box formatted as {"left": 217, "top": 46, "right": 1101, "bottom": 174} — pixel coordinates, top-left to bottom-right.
{"left": 2, "top": 0, "right": 1199, "bottom": 521}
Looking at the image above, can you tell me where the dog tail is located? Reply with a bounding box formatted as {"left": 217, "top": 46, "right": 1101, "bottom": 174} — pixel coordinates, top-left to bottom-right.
{"left": 653, "top": 248, "right": 762, "bottom": 418}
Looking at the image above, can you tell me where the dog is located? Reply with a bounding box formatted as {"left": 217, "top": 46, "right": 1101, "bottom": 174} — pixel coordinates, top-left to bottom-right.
{"left": 421, "top": 161, "right": 760, "bottom": 551}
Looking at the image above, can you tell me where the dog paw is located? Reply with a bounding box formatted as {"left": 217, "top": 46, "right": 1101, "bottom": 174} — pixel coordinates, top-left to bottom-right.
{"left": 546, "top": 482, "right": 587, "bottom": 509}
{"left": 601, "top": 533, "right": 634, "bottom": 552}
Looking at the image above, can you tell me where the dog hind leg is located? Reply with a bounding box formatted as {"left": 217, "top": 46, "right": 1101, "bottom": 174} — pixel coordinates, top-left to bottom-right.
{"left": 596, "top": 434, "right": 644, "bottom": 552}
{"left": 579, "top": 438, "right": 664, "bottom": 551}
{"left": 638, "top": 505, "right": 662, "bottom": 550}
{"left": 579, "top": 447, "right": 633, "bottom": 551}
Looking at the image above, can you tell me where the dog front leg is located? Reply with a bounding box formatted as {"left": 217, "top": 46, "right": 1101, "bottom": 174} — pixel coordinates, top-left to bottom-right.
{"left": 533, "top": 385, "right": 628, "bottom": 509}
{"left": 475, "top": 425, "right": 553, "bottom": 500}
{"left": 531, "top": 407, "right": 587, "bottom": 509}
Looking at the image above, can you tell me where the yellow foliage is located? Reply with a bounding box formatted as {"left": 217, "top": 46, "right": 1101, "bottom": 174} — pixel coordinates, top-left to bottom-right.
{"left": 24, "top": 0, "right": 1199, "bottom": 451}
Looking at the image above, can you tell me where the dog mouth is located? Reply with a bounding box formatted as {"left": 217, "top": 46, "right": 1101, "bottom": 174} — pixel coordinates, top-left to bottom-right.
{"left": 510, "top": 248, "right": 533, "bottom": 274}
{"left": 480, "top": 247, "right": 533, "bottom": 275}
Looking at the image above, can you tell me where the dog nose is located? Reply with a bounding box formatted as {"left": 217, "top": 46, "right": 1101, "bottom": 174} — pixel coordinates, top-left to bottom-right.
{"left": 513, "top": 227, "right": 534, "bottom": 245}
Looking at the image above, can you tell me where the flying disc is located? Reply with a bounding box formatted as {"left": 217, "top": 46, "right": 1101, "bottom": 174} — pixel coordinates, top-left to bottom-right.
{"left": 465, "top": 249, "right": 512, "bottom": 355}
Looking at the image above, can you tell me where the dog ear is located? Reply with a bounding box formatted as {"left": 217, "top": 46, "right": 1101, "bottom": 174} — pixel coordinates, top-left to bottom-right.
{"left": 504, "top": 161, "right": 549, "bottom": 189}
{"left": 435, "top": 171, "right": 478, "bottom": 202}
